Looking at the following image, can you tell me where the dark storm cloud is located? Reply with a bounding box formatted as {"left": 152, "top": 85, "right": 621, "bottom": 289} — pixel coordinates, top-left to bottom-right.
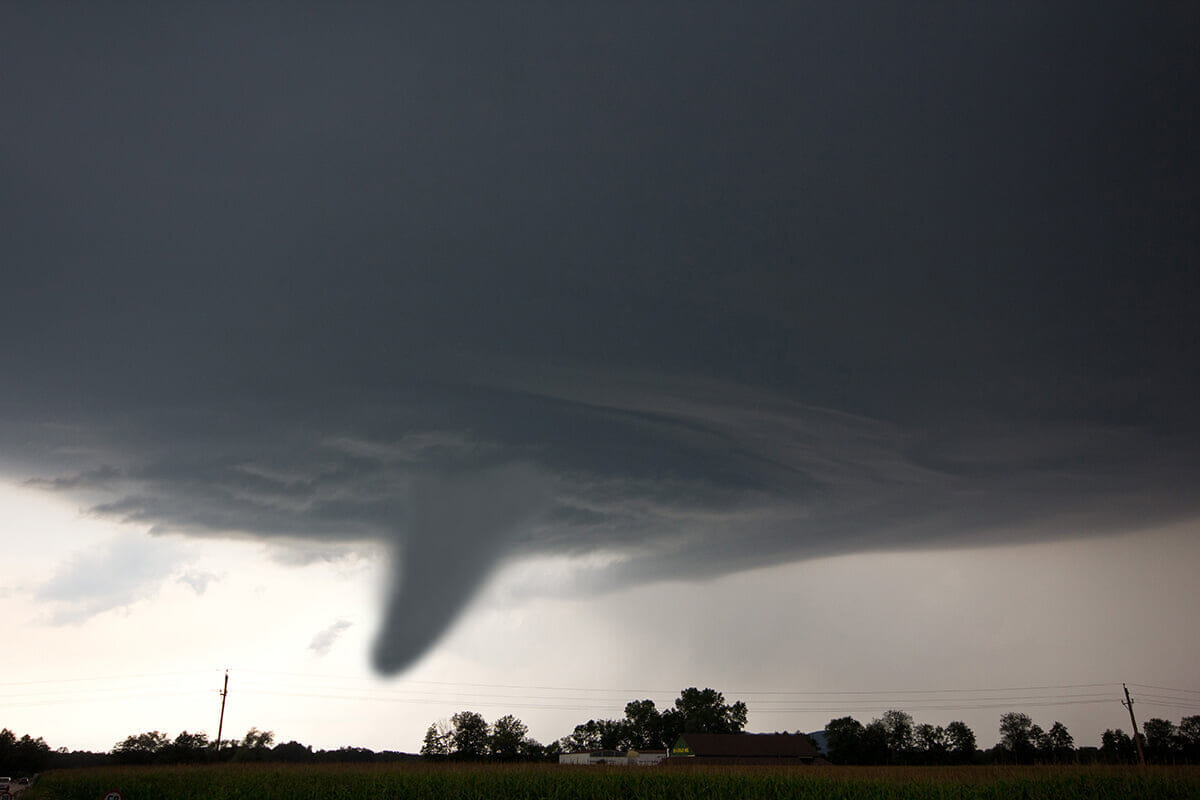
{"left": 2, "top": 3, "right": 1196, "bottom": 671}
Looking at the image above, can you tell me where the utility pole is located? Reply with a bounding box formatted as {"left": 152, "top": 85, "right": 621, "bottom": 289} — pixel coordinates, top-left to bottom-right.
{"left": 1122, "top": 683, "right": 1146, "bottom": 766}
{"left": 216, "top": 670, "right": 229, "bottom": 753}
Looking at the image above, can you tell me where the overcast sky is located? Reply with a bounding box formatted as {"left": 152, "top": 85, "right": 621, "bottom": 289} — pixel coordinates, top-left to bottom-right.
{"left": 3, "top": 3, "right": 1198, "bottom": 753}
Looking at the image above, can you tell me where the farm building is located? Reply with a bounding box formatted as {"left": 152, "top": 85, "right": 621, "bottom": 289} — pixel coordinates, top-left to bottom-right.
{"left": 668, "top": 733, "right": 821, "bottom": 765}
{"left": 558, "top": 749, "right": 668, "bottom": 766}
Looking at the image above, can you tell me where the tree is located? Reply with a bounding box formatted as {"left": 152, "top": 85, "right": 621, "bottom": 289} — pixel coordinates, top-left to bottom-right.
{"left": 623, "top": 699, "right": 665, "bottom": 749}
{"left": 228, "top": 728, "right": 275, "bottom": 762}
{"left": 878, "top": 710, "right": 914, "bottom": 763}
{"left": 662, "top": 688, "right": 748, "bottom": 743}
{"left": 0, "top": 729, "right": 15, "bottom": 768}
{"left": 1030, "top": 724, "right": 1049, "bottom": 762}
{"left": 999, "top": 713, "right": 1036, "bottom": 763}
{"left": 113, "top": 731, "right": 170, "bottom": 764}
{"left": 11, "top": 733, "right": 51, "bottom": 773}
{"left": 945, "top": 721, "right": 976, "bottom": 764}
{"left": 271, "top": 740, "right": 314, "bottom": 763}
{"left": 450, "top": 711, "right": 490, "bottom": 759}
{"left": 535, "top": 740, "right": 563, "bottom": 762}
{"left": 1140, "top": 718, "right": 1175, "bottom": 763}
{"left": 170, "top": 731, "right": 210, "bottom": 763}
{"left": 1178, "top": 716, "right": 1200, "bottom": 762}
{"left": 563, "top": 719, "right": 628, "bottom": 751}
{"left": 1101, "top": 728, "right": 1135, "bottom": 764}
{"left": 421, "top": 721, "right": 451, "bottom": 758}
{"left": 242, "top": 727, "right": 274, "bottom": 749}
{"left": 861, "top": 720, "right": 890, "bottom": 765}
{"left": 1046, "top": 722, "right": 1074, "bottom": 763}
{"left": 824, "top": 717, "right": 866, "bottom": 765}
{"left": 914, "top": 724, "right": 948, "bottom": 764}
{"left": 559, "top": 721, "right": 601, "bottom": 753}
{"left": 489, "top": 715, "right": 529, "bottom": 760}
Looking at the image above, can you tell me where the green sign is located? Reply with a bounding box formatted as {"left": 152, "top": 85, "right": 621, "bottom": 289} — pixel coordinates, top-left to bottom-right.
{"left": 670, "top": 736, "right": 693, "bottom": 757}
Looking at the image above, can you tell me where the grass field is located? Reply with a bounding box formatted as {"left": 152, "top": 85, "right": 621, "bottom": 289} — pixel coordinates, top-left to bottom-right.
{"left": 22, "top": 763, "right": 1200, "bottom": 800}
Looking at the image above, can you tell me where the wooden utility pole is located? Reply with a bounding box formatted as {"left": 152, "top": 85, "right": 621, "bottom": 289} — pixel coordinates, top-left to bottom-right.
{"left": 216, "top": 670, "right": 229, "bottom": 752}
{"left": 1122, "top": 683, "right": 1146, "bottom": 766}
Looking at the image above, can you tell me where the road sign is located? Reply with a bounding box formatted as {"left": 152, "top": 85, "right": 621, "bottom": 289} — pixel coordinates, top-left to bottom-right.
{"left": 103, "top": 791, "right": 123, "bottom": 800}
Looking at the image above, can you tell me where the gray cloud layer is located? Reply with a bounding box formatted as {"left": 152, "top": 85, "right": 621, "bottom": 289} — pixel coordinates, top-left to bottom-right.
{"left": 2, "top": 3, "right": 1196, "bottom": 671}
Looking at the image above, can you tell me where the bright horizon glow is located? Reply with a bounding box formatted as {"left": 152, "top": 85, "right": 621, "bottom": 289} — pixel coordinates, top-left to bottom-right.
{"left": 6, "top": 481, "right": 1198, "bottom": 755}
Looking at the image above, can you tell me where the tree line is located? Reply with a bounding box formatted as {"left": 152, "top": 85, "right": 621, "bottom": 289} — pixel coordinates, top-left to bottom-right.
{"left": 419, "top": 687, "right": 751, "bottom": 760}
{"left": 414, "top": 694, "right": 1200, "bottom": 765}
{"left": 0, "top": 728, "right": 51, "bottom": 775}
{"left": 5, "top": 692, "right": 1200, "bottom": 773}
{"left": 823, "top": 710, "right": 1200, "bottom": 765}
{"left": 0, "top": 725, "right": 416, "bottom": 774}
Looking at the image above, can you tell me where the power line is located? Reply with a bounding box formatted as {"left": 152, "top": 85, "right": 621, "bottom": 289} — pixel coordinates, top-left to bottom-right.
{"left": 222, "top": 673, "right": 1118, "bottom": 708}
{"left": 233, "top": 668, "right": 671, "bottom": 695}
{"left": 0, "top": 690, "right": 213, "bottom": 709}
{"left": 1, "top": 667, "right": 1160, "bottom": 719}
{"left": 1127, "top": 683, "right": 1200, "bottom": 696}
{"left": 220, "top": 682, "right": 1122, "bottom": 715}
{"left": 0, "top": 669, "right": 221, "bottom": 687}
{"left": 225, "top": 684, "right": 1116, "bottom": 709}
{"left": 231, "top": 669, "right": 1121, "bottom": 698}
{"left": 1141, "top": 700, "right": 1200, "bottom": 712}
{"left": 0, "top": 666, "right": 1131, "bottom": 700}
{"left": 730, "top": 683, "right": 1123, "bottom": 696}
{"left": 232, "top": 669, "right": 1123, "bottom": 695}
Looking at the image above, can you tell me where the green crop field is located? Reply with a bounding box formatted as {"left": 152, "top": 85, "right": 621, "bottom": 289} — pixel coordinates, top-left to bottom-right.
{"left": 21, "top": 763, "right": 1200, "bottom": 800}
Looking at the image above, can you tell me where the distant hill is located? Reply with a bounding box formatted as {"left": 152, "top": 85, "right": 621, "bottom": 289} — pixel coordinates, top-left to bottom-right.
{"left": 806, "top": 730, "right": 829, "bottom": 755}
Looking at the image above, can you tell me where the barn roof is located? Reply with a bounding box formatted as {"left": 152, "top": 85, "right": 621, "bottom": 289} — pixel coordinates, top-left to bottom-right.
{"left": 676, "top": 733, "right": 819, "bottom": 758}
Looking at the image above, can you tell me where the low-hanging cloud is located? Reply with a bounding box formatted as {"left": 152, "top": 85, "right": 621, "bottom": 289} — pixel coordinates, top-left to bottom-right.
{"left": 309, "top": 619, "right": 354, "bottom": 658}
{"left": 3, "top": 3, "right": 1198, "bottom": 672}
{"left": 35, "top": 533, "right": 193, "bottom": 624}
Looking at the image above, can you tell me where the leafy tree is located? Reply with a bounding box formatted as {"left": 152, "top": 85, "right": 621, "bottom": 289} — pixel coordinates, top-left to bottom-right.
{"left": 489, "top": 715, "right": 529, "bottom": 760}
{"left": 1101, "top": 728, "right": 1135, "bottom": 764}
{"left": 914, "top": 723, "right": 948, "bottom": 764}
{"left": 561, "top": 719, "right": 628, "bottom": 752}
{"left": 861, "top": 720, "right": 890, "bottom": 765}
{"left": 169, "top": 731, "right": 210, "bottom": 763}
{"left": 999, "top": 713, "right": 1036, "bottom": 763}
{"left": 945, "top": 721, "right": 976, "bottom": 764}
{"left": 878, "top": 710, "right": 914, "bottom": 763}
{"left": 229, "top": 728, "right": 275, "bottom": 763}
{"left": 316, "top": 745, "right": 378, "bottom": 763}
{"left": 1030, "top": 723, "right": 1049, "bottom": 762}
{"left": 623, "top": 699, "right": 665, "bottom": 749}
{"left": 421, "top": 721, "right": 451, "bottom": 758}
{"left": 662, "top": 688, "right": 748, "bottom": 743}
{"left": 242, "top": 727, "right": 274, "bottom": 749}
{"left": 1141, "top": 718, "right": 1175, "bottom": 763}
{"left": 535, "top": 740, "right": 563, "bottom": 762}
{"left": 559, "top": 722, "right": 597, "bottom": 753}
{"left": 824, "top": 717, "right": 866, "bottom": 765}
{"left": 450, "top": 711, "right": 490, "bottom": 759}
{"left": 1046, "top": 721, "right": 1074, "bottom": 763}
{"left": 113, "top": 731, "right": 170, "bottom": 764}
{"left": 0, "top": 728, "right": 14, "bottom": 766}
{"left": 10, "top": 733, "right": 51, "bottom": 773}
{"left": 271, "top": 740, "right": 314, "bottom": 763}
{"left": 1179, "top": 716, "right": 1200, "bottom": 762}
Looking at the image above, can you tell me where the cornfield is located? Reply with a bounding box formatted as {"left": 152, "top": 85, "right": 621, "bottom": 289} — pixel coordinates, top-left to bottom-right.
{"left": 22, "top": 763, "right": 1200, "bottom": 800}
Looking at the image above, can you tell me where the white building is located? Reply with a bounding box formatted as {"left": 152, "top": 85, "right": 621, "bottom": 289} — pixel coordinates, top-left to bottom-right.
{"left": 558, "top": 749, "right": 668, "bottom": 766}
